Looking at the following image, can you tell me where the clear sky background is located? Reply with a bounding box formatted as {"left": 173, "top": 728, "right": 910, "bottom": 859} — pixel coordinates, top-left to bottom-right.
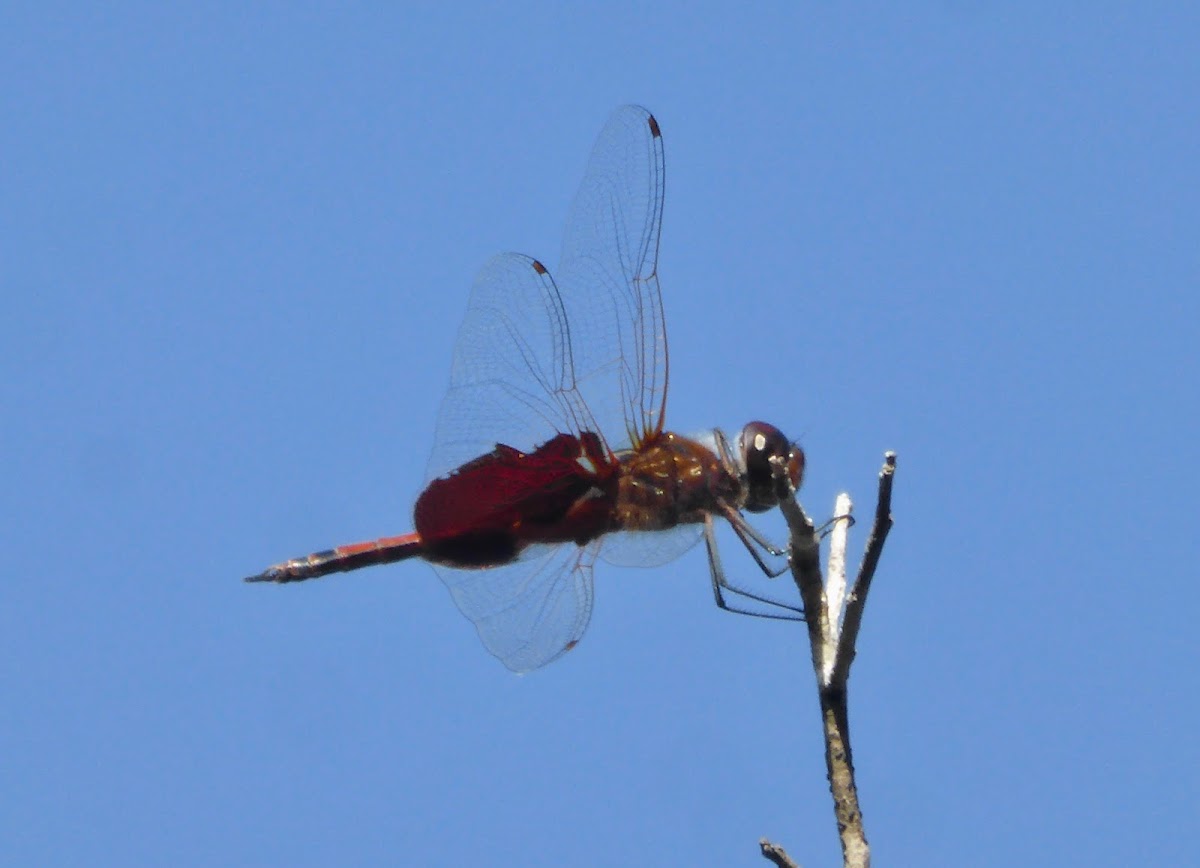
{"left": 2, "top": 4, "right": 1197, "bottom": 866}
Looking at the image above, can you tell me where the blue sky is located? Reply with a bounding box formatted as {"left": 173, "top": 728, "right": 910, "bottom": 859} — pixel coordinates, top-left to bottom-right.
{"left": 2, "top": 4, "right": 1197, "bottom": 866}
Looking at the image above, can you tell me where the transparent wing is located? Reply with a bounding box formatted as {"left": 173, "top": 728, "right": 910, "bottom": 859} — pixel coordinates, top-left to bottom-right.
{"left": 419, "top": 107, "right": 670, "bottom": 670}
{"left": 557, "top": 104, "right": 668, "bottom": 451}
{"left": 427, "top": 106, "right": 669, "bottom": 481}
{"left": 425, "top": 253, "right": 597, "bottom": 482}
{"left": 600, "top": 526, "right": 703, "bottom": 568}
{"left": 433, "top": 542, "right": 597, "bottom": 673}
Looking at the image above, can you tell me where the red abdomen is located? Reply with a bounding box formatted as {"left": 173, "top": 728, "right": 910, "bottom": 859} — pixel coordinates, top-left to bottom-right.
{"left": 414, "top": 432, "right": 618, "bottom": 568}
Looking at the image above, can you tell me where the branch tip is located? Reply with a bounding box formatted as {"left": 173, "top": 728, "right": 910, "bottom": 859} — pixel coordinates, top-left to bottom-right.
{"left": 759, "top": 838, "right": 801, "bottom": 868}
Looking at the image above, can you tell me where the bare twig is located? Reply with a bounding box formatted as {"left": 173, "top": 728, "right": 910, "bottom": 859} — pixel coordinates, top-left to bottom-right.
{"left": 823, "top": 494, "right": 854, "bottom": 682}
{"left": 760, "top": 452, "right": 897, "bottom": 868}
{"left": 774, "top": 474, "right": 827, "bottom": 664}
{"left": 759, "top": 837, "right": 801, "bottom": 868}
{"left": 832, "top": 452, "right": 896, "bottom": 684}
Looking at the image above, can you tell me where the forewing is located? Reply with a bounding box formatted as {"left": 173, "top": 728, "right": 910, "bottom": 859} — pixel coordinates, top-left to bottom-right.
{"left": 599, "top": 526, "right": 703, "bottom": 569}
{"left": 557, "top": 105, "right": 668, "bottom": 451}
{"left": 419, "top": 108, "right": 671, "bottom": 671}
{"left": 434, "top": 542, "right": 597, "bottom": 673}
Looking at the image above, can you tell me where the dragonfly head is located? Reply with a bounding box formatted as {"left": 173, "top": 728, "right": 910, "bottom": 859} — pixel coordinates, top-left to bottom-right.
{"left": 738, "top": 421, "right": 805, "bottom": 513}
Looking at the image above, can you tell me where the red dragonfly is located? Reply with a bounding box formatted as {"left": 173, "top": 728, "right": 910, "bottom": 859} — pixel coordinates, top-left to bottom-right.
{"left": 246, "top": 106, "right": 805, "bottom": 672}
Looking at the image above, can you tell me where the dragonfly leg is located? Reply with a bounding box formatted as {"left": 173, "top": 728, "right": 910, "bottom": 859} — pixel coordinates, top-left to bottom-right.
{"left": 703, "top": 515, "right": 805, "bottom": 621}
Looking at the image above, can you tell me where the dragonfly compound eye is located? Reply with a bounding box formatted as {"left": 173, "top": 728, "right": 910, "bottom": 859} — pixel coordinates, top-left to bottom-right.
{"left": 741, "top": 421, "right": 804, "bottom": 512}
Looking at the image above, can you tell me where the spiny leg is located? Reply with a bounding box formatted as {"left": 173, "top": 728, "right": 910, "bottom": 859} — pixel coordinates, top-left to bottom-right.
{"left": 704, "top": 515, "right": 805, "bottom": 621}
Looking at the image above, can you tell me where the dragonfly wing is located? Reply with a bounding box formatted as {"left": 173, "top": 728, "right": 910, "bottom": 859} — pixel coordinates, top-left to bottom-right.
{"left": 432, "top": 542, "right": 597, "bottom": 673}
{"left": 427, "top": 106, "right": 668, "bottom": 478}
{"left": 557, "top": 105, "right": 668, "bottom": 451}
{"left": 417, "top": 108, "right": 673, "bottom": 671}
{"left": 425, "top": 252, "right": 594, "bottom": 483}
{"left": 599, "top": 526, "right": 703, "bottom": 568}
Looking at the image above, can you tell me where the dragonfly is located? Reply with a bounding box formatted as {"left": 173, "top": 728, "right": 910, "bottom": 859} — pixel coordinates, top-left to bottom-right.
{"left": 245, "top": 105, "right": 805, "bottom": 672}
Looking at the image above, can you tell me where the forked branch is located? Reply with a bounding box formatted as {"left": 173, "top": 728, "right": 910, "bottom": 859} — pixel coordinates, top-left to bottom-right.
{"left": 759, "top": 452, "right": 897, "bottom": 868}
